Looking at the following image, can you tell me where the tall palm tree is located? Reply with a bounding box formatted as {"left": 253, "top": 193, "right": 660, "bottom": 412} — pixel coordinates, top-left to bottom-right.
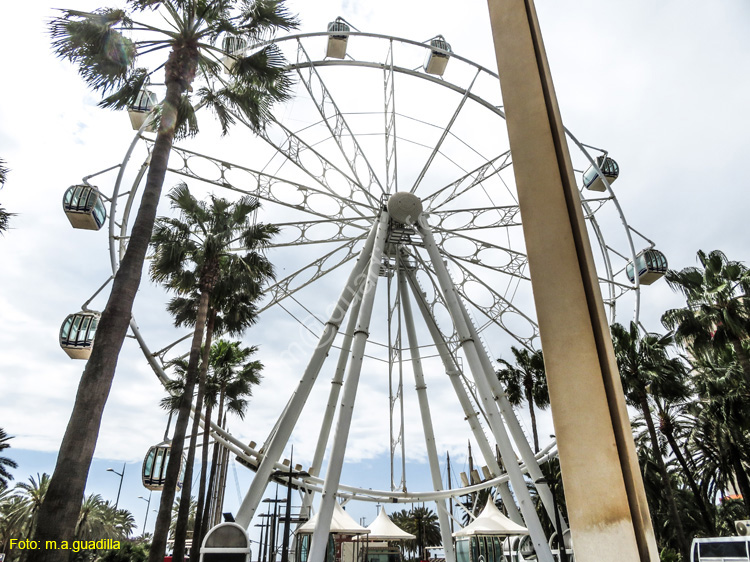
{"left": 149, "top": 184, "right": 277, "bottom": 562}
{"left": 0, "top": 429, "right": 17, "bottom": 490}
{"left": 391, "top": 506, "right": 441, "bottom": 562}
{"left": 496, "top": 346, "right": 549, "bottom": 452}
{"left": 11, "top": 474, "right": 51, "bottom": 542}
{"left": 198, "top": 340, "right": 262, "bottom": 541}
{"left": 36, "top": 3, "right": 297, "bottom": 558}
{"left": 662, "top": 249, "right": 750, "bottom": 383}
{"left": 611, "top": 322, "right": 690, "bottom": 557}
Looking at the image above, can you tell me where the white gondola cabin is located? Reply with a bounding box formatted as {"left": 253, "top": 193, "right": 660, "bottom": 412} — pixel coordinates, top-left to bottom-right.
{"left": 582, "top": 155, "right": 619, "bottom": 192}
{"left": 60, "top": 311, "right": 100, "bottom": 360}
{"left": 222, "top": 36, "right": 247, "bottom": 73}
{"left": 326, "top": 18, "right": 350, "bottom": 59}
{"left": 142, "top": 440, "right": 185, "bottom": 491}
{"left": 423, "top": 36, "right": 451, "bottom": 76}
{"left": 63, "top": 185, "right": 107, "bottom": 230}
{"left": 128, "top": 88, "right": 158, "bottom": 131}
{"left": 626, "top": 249, "right": 668, "bottom": 285}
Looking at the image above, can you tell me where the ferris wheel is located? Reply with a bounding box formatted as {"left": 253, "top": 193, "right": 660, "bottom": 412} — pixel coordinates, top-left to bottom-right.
{"left": 62, "top": 23, "right": 668, "bottom": 562}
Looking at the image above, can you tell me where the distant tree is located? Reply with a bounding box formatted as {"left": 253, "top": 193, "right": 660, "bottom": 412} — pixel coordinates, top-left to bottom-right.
{"left": 0, "top": 158, "right": 13, "bottom": 235}
{"left": 0, "top": 428, "right": 17, "bottom": 490}
{"left": 496, "top": 346, "right": 549, "bottom": 452}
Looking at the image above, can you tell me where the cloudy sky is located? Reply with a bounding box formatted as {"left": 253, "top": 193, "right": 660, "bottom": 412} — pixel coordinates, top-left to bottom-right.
{"left": 1, "top": 0, "right": 749, "bottom": 541}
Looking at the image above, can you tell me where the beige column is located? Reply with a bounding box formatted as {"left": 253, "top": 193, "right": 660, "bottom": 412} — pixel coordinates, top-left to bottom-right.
{"left": 485, "top": 1, "right": 659, "bottom": 561}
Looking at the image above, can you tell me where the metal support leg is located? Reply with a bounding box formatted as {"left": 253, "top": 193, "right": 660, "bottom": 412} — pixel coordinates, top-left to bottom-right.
{"left": 234, "top": 222, "right": 379, "bottom": 528}
{"left": 402, "top": 267, "right": 523, "bottom": 525}
{"left": 301, "top": 281, "right": 365, "bottom": 517}
{"left": 399, "top": 267, "right": 456, "bottom": 562}
{"left": 417, "top": 219, "right": 554, "bottom": 562}
{"left": 456, "top": 295, "right": 566, "bottom": 530}
{"left": 308, "top": 211, "right": 390, "bottom": 562}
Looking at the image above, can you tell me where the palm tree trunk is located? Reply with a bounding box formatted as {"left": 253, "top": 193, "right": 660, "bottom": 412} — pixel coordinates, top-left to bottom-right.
{"left": 525, "top": 384, "right": 539, "bottom": 453}
{"left": 189, "top": 312, "right": 216, "bottom": 562}
{"left": 29, "top": 62, "right": 187, "bottom": 562}
{"left": 200, "top": 440, "right": 220, "bottom": 541}
{"left": 149, "top": 288, "right": 211, "bottom": 562}
{"left": 657, "top": 407, "right": 715, "bottom": 534}
{"left": 639, "top": 392, "right": 688, "bottom": 557}
{"left": 209, "top": 387, "right": 227, "bottom": 526}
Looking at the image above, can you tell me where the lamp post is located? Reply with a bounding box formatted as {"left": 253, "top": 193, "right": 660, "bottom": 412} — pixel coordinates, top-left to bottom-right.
{"left": 535, "top": 477, "right": 568, "bottom": 562}
{"left": 274, "top": 451, "right": 310, "bottom": 562}
{"left": 139, "top": 492, "right": 152, "bottom": 535}
{"left": 106, "top": 462, "right": 126, "bottom": 509}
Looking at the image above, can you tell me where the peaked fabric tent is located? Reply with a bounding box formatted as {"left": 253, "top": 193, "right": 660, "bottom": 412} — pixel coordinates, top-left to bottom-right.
{"left": 366, "top": 507, "right": 416, "bottom": 540}
{"left": 453, "top": 499, "right": 529, "bottom": 536}
{"left": 297, "top": 501, "right": 370, "bottom": 535}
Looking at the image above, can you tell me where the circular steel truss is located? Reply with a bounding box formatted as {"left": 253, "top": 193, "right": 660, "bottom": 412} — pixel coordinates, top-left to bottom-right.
{"left": 78, "top": 30, "right": 656, "bottom": 538}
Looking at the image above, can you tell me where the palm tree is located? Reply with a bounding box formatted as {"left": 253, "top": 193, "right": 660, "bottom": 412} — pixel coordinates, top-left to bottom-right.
{"left": 149, "top": 184, "right": 277, "bottom": 562}
{"left": 496, "top": 347, "right": 549, "bottom": 452}
{"left": 11, "top": 474, "right": 51, "bottom": 542}
{"left": 611, "top": 322, "right": 690, "bottom": 557}
{"left": 36, "top": 3, "right": 297, "bottom": 559}
{"left": 198, "top": 339, "right": 262, "bottom": 545}
{"left": 0, "top": 429, "right": 17, "bottom": 490}
{"left": 662, "top": 249, "right": 750, "bottom": 383}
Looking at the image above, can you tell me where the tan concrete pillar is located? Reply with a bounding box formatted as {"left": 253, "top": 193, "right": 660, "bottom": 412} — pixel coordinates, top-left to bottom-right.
{"left": 484, "top": 1, "right": 659, "bottom": 561}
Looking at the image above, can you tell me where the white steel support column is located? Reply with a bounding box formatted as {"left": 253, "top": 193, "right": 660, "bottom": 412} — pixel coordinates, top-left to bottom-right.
{"left": 234, "top": 222, "right": 379, "bottom": 528}
{"left": 301, "top": 281, "right": 366, "bottom": 516}
{"left": 398, "top": 267, "right": 456, "bottom": 562}
{"left": 455, "top": 296, "right": 565, "bottom": 530}
{"left": 402, "top": 267, "right": 523, "bottom": 524}
{"left": 308, "top": 211, "right": 390, "bottom": 562}
{"left": 417, "top": 219, "right": 554, "bottom": 562}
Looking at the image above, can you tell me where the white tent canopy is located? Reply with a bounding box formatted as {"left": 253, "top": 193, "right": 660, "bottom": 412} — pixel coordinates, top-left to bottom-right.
{"left": 366, "top": 507, "right": 416, "bottom": 540}
{"left": 453, "top": 499, "right": 529, "bottom": 537}
{"left": 297, "top": 501, "right": 370, "bottom": 536}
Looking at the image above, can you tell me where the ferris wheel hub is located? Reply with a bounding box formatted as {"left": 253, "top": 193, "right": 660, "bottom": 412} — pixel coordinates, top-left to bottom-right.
{"left": 386, "top": 192, "right": 423, "bottom": 225}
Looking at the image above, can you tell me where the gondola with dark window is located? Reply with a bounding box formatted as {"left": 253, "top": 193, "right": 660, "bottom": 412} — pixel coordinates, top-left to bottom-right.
{"left": 582, "top": 155, "right": 619, "bottom": 192}
{"left": 63, "top": 184, "right": 107, "bottom": 230}
{"left": 60, "top": 311, "right": 100, "bottom": 360}
{"left": 626, "top": 249, "right": 668, "bottom": 285}
{"left": 424, "top": 35, "right": 452, "bottom": 76}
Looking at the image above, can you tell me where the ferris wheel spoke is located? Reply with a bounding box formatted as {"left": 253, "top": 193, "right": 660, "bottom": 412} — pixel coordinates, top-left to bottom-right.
{"left": 410, "top": 68, "right": 480, "bottom": 195}
{"left": 260, "top": 119, "right": 380, "bottom": 210}
{"left": 418, "top": 253, "right": 538, "bottom": 350}
{"left": 430, "top": 205, "right": 521, "bottom": 230}
{"left": 383, "top": 41, "right": 398, "bottom": 194}
{"left": 266, "top": 217, "right": 373, "bottom": 248}
{"left": 160, "top": 142, "right": 370, "bottom": 223}
{"left": 257, "top": 235, "right": 365, "bottom": 314}
{"left": 423, "top": 150, "right": 512, "bottom": 212}
{"left": 294, "top": 40, "right": 386, "bottom": 197}
{"left": 434, "top": 229, "right": 529, "bottom": 281}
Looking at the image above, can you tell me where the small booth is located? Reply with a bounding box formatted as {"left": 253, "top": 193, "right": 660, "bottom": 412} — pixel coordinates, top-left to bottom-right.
{"left": 60, "top": 311, "right": 100, "bottom": 360}
{"left": 626, "top": 249, "right": 668, "bottom": 285}
{"left": 453, "top": 499, "right": 529, "bottom": 562}
{"left": 582, "top": 156, "right": 619, "bottom": 192}
{"left": 364, "top": 507, "right": 415, "bottom": 562}
{"left": 326, "top": 18, "right": 350, "bottom": 59}
{"left": 142, "top": 440, "right": 185, "bottom": 491}
{"left": 423, "top": 36, "right": 452, "bottom": 76}
{"left": 63, "top": 185, "right": 107, "bottom": 231}
{"left": 200, "top": 522, "right": 251, "bottom": 562}
{"left": 295, "top": 502, "right": 370, "bottom": 562}
{"left": 128, "top": 88, "right": 158, "bottom": 131}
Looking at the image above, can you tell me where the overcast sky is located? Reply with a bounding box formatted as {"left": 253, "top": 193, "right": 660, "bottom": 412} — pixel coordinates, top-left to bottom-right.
{"left": 1, "top": 0, "right": 749, "bottom": 540}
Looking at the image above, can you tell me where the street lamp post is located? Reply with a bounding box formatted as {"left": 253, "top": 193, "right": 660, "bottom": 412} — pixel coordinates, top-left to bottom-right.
{"left": 106, "top": 462, "right": 126, "bottom": 509}
{"left": 139, "top": 492, "right": 152, "bottom": 535}
{"left": 274, "top": 452, "right": 310, "bottom": 562}
{"left": 535, "top": 477, "right": 568, "bottom": 562}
